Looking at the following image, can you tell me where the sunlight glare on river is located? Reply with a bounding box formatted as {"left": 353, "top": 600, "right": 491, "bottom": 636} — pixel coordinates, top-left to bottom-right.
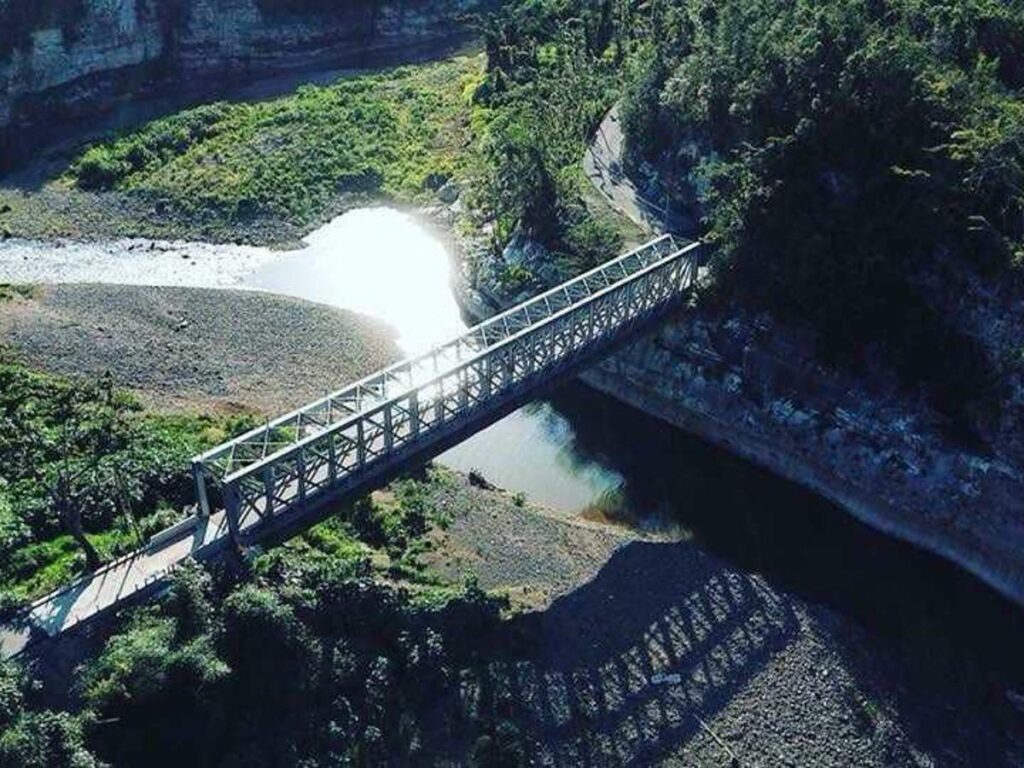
{"left": 248, "top": 207, "right": 465, "bottom": 355}
{"left": 246, "top": 207, "right": 627, "bottom": 515}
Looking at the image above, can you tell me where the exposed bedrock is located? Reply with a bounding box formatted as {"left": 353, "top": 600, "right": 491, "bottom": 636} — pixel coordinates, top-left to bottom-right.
{"left": 451, "top": 222, "right": 1024, "bottom": 610}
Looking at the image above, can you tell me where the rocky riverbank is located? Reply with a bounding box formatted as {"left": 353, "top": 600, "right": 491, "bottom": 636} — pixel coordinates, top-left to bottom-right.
{"left": 0, "top": 282, "right": 398, "bottom": 414}
{"left": 418, "top": 470, "right": 1024, "bottom": 766}
{"left": 451, "top": 105, "right": 1024, "bottom": 611}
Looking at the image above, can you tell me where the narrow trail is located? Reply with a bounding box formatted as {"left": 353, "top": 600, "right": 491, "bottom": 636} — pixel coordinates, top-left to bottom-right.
{"left": 583, "top": 105, "right": 676, "bottom": 235}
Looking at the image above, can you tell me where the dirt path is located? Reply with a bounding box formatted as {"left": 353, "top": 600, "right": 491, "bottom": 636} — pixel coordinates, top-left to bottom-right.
{"left": 583, "top": 105, "right": 676, "bottom": 235}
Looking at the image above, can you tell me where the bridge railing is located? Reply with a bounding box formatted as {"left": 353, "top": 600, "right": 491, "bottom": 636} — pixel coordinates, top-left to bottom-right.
{"left": 206, "top": 239, "right": 702, "bottom": 538}
{"left": 192, "top": 235, "right": 679, "bottom": 499}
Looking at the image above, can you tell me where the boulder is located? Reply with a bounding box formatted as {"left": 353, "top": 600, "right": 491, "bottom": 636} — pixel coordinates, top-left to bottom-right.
{"left": 437, "top": 181, "right": 460, "bottom": 204}
{"left": 501, "top": 232, "right": 549, "bottom": 271}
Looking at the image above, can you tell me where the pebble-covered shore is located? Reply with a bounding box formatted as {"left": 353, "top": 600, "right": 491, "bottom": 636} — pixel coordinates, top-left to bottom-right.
{"left": 0, "top": 282, "right": 398, "bottom": 414}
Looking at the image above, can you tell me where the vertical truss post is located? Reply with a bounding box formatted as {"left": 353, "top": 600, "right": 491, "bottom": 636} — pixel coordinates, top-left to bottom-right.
{"left": 224, "top": 481, "right": 242, "bottom": 546}
{"left": 356, "top": 419, "right": 367, "bottom": 469}
{"left": 327, "top": 435, "right": 338, "bottom": 485}
{"left": 262, "top": 466, "right": 275, "bottom": 518}
{"left": 458, "top": 367, "right": 468, "bottom": 412}
{"left": 297, "top": 449, "right": 307, "bottom": 505}
{"left": 192, "top": 460, "right": 211, "bottom": 518}
{"left": 409, "top": 391, "right": 420, "bottom": 439}
{"left": 434, "top": 381, "right": 445, "bottom": 425}
{"left": 383, "top": 405, "right": 394, "bottom": 456}
{"left": 482, "top": 355, "right": 493, "bottom": 399}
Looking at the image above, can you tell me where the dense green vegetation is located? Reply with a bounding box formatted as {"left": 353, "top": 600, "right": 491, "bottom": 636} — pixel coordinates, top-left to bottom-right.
{"left": 70, "top": 489, "right": 516, "bottom": 765}
{"left": 468, "top": 1, "right": 635, "bottom": 269}
{"left": 68, "top": 57, "right": 483, "bottom": 239}
{"left": 0, "top": 357, "right": 258, "bottom": 607}
{"left": 0, "top": 658, "right": 97, "bottom": 768}
{"left": 0, "top": 284, "right": 36, "bottom": 303}
{"left": 620, "top": 0, "right": 1024, "bottom": 430}
{"left": 1, "top": 470, "right": 527, "bottom": 767}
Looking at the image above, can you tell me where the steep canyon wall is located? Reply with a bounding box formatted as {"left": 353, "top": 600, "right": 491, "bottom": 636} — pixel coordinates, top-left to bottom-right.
{"left": 0, "top": 0, "right": 488, "bottom": 168}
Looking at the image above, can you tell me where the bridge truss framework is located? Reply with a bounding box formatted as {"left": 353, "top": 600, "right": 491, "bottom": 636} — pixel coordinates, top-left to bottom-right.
{"left": 192, "top": 235, "right": 703, "bottom": 544}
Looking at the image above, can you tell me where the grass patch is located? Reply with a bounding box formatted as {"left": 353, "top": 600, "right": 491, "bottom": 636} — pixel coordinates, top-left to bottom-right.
{"left": 0, "top": 284, "right": 37, "bottom": 302}
{"left": 0, "top": 528, "right": 140, "bottom": 600}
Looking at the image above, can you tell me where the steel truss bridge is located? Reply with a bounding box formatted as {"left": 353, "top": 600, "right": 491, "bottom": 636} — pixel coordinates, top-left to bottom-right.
{"left": 1, "top": 235, "right": 702, "bottom": 656}
{"left": 192, "top": 235, "right": 702, "bottom": 546}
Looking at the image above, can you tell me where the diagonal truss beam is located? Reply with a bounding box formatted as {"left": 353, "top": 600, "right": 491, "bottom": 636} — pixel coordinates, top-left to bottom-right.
{"left": 192, "top": 236, "right": 704, "bottom": 541}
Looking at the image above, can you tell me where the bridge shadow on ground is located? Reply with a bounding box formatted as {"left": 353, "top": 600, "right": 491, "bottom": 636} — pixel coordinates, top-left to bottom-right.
{"left": 447, "top": 541, "right": 798, "bottom": 765}
{"left": 518, "top": 383, "right": 1024, "bottom": 763}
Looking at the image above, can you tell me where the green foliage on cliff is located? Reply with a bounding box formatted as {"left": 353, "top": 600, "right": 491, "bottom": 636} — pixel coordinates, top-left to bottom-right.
{"left": 0, "top": 0, "right": 88, "bottom": 61}
{"left": 68, "top": 57, "right": 482, "bottom": 238}
{"left": 620, "top": 0, "right": 1024, "bottom": 428}
{"left": 470, "top": 1, "right": 639, "bottom": 267}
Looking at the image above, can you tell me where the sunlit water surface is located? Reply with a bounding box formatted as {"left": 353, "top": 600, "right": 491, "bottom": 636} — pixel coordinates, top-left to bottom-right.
{"left": 246, "top": 207, "right": 627, "bottom": 513}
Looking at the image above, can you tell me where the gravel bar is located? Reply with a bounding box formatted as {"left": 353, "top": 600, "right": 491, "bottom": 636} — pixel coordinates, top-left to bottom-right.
{"left": 0, "top": 283, "right": 399, "bottom": 414}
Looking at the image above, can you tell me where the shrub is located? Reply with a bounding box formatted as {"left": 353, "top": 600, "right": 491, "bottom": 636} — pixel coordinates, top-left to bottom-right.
{"left": 72, "top": 147, "right": 126, "bottom": 191}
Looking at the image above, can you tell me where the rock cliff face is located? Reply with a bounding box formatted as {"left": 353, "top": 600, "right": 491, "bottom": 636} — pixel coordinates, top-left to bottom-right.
{"left": 0, "top": 0, "right": 488, "bottom": 169}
